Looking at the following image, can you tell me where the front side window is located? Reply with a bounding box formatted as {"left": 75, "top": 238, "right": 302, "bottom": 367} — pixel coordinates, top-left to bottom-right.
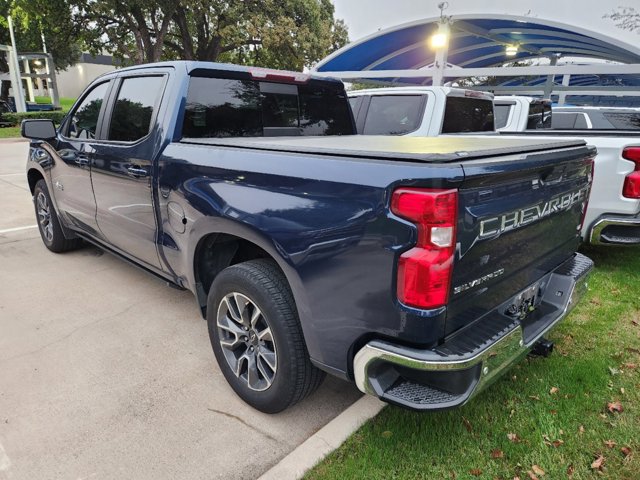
{"left": 107, "top": 76, "right": 164, "bottom": 142}
{"left": 362, "top": 95, "right": 424, "bottom": 135}
{"left": 67, "top": 82, "right": 109, "bottom": 139}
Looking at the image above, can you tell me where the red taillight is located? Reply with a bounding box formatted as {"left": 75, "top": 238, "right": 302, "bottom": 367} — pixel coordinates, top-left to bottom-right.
{"left": 622, "top": 147, "right": 640, "bottom": 199}
{"left": 391, "top": 188, "right": 458, "bottom": 309}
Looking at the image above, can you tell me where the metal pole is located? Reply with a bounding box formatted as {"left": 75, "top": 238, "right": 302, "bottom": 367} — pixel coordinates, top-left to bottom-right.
{"left": 46, "top": 54, "right": 60, "bottom": 108}
{"left": 432, "top": 20, "right": 450, "bottom": 87}
{"left": 7, "top": 16, "right": 27, "bottom": 112}
{"left": 542, "top": 55, "right": 559, "bottom": 99}
{"left": 558, "top": 74, "right": 571, "bottom": 105}
{"left": 23, "top": 59, "right": 35, "bottom": 102}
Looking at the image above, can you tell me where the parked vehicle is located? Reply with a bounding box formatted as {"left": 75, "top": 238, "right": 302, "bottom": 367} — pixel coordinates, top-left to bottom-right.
{"left": 352, "top": 88, "right": 640, "bottom": 246}
{"left": 23, "top": 61, "right": 594, "bottom": 413}
{"left": 348, "top": 86, "right": 495, "bottom": 136}
{"left": 499, "top": 126, "right": 640, "bottom": 245}
{"left": 493, "top": 96, "right": 552, "bottom": 132}
{"left": 551, "top": 106, "right": 640, "bottom": 131}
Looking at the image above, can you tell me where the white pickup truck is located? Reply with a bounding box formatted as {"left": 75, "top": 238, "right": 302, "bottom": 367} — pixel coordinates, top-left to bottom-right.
{"left": 494, "top": 98, "right": 640, "bottom": 245}
{"left": 494, "top": 96, "right": 552, "bottom": 132}
{"left": 347, "top": 87, "right": 640, "bottom": 245}
{"left": 347, "top": 86, "right": 495, "bottom": 136}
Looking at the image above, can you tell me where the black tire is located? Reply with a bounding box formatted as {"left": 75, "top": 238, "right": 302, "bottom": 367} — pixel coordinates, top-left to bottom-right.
{"left": 33, "top": 179, "right": 82, "bottom": 253}
{"left": 207, "top": 259, "right": 325, "bottom": 413}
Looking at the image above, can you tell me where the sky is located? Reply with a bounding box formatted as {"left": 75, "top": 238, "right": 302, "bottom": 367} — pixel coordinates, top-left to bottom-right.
{"left": 332, "top": 0, "right": 640, "bottom": 46}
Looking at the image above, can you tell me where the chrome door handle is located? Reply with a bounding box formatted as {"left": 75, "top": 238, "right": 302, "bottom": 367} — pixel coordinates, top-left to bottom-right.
{"left": 127, "top": 166, "right": 148, "bottom": 178}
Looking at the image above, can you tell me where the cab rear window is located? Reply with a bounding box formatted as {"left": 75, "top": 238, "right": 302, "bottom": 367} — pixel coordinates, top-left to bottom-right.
{"left": 182, "top": 76, "right": 354, "bottom": 138}
{"left": 442, "top": 97, "right": 494, "bottom": 133}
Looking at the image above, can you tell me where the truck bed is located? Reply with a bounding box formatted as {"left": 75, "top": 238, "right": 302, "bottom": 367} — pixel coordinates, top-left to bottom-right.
{"left": 181, "top": 135, "right": 586, "bottom": 163}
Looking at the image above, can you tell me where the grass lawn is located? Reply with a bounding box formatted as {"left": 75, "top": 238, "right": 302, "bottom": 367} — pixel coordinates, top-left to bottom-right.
{"left": 307, "top": 246, "right": 640, "bottom": 480}
{"left": 34, "top": 96, "right": 76, "bottom": 112}
{"left": 0, "top": 127, "right": 21, "bottom": 139}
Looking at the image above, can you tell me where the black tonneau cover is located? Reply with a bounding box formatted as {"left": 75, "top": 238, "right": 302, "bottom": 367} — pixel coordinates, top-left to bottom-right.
{"left": 181, "top": 135, "right": 586, "bottom": 163}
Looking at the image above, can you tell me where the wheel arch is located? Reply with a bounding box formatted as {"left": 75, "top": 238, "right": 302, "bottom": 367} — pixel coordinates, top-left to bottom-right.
{"left": 27, "top": 168, "right": 45, "bottom": 194}
{"left": 190, "top": 228, "right": 309, "bottom": 325}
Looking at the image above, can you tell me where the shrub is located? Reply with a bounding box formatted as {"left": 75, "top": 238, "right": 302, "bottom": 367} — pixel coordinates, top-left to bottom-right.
{"left": 2, "top": 111, "right": 68, "bottom": 127}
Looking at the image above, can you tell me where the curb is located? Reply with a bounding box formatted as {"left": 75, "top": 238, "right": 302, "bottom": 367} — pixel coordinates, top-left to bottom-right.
{"left": 258, "top": 395, "right": 385, "bottom": 480}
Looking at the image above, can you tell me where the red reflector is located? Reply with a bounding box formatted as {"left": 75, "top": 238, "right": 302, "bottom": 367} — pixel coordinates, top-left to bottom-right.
{"left": 391, "top": 188, "right": 458, "bottom": 309}
{"left": 623, "top": 172, "right": 640, "bottom": 199}
{"left": 622, "top": 147, "right": 640, "bottom": 199}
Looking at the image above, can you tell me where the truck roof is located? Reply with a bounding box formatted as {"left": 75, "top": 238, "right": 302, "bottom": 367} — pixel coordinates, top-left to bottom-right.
{"left": 97, "top": 60, "right": 345, "bottom": 87}
{"left": 182, "top": 135, "right": 587, "bottom": 163}
{"left": 347, "top": 86, "right": 493, "bottom": 101}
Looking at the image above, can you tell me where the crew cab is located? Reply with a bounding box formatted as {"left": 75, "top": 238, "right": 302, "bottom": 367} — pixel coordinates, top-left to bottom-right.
{"left": 348, "top": 86, "right": 495, "bottom": 136}
{"left": 23, "top": 61, "right": 593, "bottom": 413}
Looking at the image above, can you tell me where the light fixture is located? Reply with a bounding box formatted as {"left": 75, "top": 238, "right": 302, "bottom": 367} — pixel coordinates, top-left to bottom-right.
{"left": 33, "top": 59, "right": 43, "bottom": 66}
{"left": 505, "top": 45, "right": 518, "bottom": 56}
{"left": 429, "top": 32, "right": 448, "bottom": 49}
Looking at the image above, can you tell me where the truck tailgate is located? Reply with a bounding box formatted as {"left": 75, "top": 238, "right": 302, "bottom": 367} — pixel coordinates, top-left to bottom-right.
{"left": 446, "top": 145, "right": 595, "bottom": 336}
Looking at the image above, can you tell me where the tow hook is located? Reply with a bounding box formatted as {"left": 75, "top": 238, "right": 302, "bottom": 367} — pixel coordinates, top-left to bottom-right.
{"left": 530, "top": 337, "right": 554, "bottom": 358}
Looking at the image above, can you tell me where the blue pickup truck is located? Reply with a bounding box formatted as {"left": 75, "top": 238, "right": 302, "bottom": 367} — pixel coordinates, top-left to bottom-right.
{"left": 22, "top": 61, "right": 594, "bottom": 413}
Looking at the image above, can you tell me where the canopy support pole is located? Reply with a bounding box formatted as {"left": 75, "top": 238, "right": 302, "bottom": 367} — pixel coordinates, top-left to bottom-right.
{"left": 432, "top": 20, "right": 450, "bottom": 87}
{"left": 542, "top": 55, "right": 559, "bottom": 99}
{"left": 7, "top": 16, "right": 26, "bottom": 112}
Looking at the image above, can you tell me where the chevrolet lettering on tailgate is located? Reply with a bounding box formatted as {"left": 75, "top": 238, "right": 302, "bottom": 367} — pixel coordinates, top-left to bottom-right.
{"left": 479, "top": 187, "right": 589, "bottom": 239}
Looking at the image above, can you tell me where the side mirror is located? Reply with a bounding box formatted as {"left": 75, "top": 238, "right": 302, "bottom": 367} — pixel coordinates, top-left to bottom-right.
{"left": 21, "top": 119, "right": 57, "bottom": 140}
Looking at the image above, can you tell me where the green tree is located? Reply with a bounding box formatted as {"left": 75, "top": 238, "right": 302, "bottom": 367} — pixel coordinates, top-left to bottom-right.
{"left": 76, "top": 0, "right": 348, "bottom": 69}
{"left": 75, "top": 0, "right": 177, "bottom": 64}
{"left": 0, "top": 0, "right": 82, "bottom": 99}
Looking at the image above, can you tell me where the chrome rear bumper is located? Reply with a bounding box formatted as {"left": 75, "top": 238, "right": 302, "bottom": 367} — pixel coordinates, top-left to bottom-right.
{"left": 353, "top": 253, "right": 593, "bottom": 411}
{"left": 589, "top": 213, "right": 640, "bottom": 246}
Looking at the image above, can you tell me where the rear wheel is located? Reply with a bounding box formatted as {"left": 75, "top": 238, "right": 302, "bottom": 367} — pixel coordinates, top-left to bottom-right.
{"left": 33, "top": 179, "right": 81, "bottom": 253}
{"left": 207, "top": 259, "right": 325, "bottom": 413}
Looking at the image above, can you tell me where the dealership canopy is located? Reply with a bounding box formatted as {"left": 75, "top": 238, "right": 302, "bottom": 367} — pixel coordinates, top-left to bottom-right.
{"left": 313, "top": 14, "right": 640, "bottom": 104}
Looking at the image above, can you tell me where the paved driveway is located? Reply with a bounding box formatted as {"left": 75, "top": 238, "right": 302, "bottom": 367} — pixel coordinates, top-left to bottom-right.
{"left": 0, "top": 140, "right": 361, "bottom": 480}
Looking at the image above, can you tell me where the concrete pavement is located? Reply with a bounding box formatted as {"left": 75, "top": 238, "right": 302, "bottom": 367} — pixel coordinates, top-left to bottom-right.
{"left": 0, "top": 140, "right": 361, "bottom": 480}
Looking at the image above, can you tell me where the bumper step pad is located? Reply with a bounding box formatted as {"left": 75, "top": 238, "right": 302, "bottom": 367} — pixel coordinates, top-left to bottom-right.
{"left": 354, "top": 253, "right": 593, "bottom": 411}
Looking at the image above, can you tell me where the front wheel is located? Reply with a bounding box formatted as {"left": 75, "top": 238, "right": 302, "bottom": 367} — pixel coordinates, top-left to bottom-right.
{"left": 33, "top": 179, "right": 81, "bottom": 253}
{"left": 207, "top": 259, "right": 325, "bottom": 413}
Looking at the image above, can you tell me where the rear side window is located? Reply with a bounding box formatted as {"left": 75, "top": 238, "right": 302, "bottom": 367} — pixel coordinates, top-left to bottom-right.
{"left": 551, "top": 112, "right": 589, "bottom": 129}
{"left": 527, "top": 102, "right": 551, "bottom": 129}
{"left": 602, "top": 113, "right": 640, "bottom": 130}
{"left": 551, "top": 112, "right": 578, "bottom": 129}
{"left": 67, "top": 81, "right": 109, "bottom": 139}
{"left": 494, "top": 104, "right": 512, "bottom": 129}
{"left": 442, "top": 97, "right": 494, "bottom": 133}
{"left": 362, "top": 95, "right": 424, "bottom": 135}
{"left": 182, "top": 76, "right": 354, "bottom": 138}
{"left": 108, "top": 76, "right": 164, "bottom": 142}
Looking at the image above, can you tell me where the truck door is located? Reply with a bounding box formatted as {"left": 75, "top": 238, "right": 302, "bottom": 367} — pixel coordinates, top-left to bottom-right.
{"left": 50, "top": 80, "right": 112, "bottom": 238}
{"left": 90, "top": 74, "right": 167, "bottom": 270}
